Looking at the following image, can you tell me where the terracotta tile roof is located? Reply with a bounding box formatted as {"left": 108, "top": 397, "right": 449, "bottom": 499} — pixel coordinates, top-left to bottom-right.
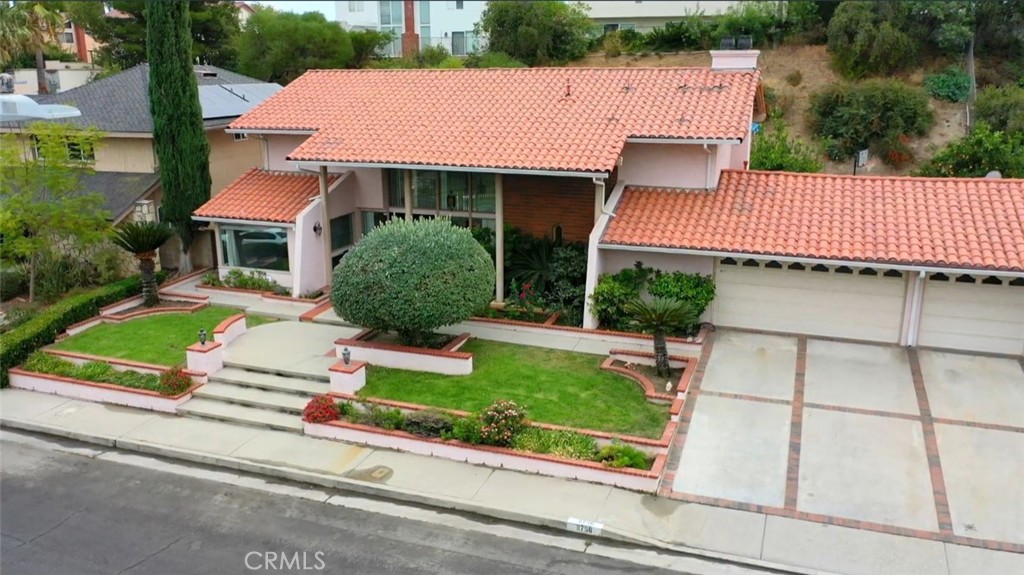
{"left": 193, "top": 168, "right": 338, "bottom": 223}
{"left": 602, "top": 170, "right": 1024, "bottom": 272}
{"left": 229, "top": 68, "right": 760, "bottom": 173}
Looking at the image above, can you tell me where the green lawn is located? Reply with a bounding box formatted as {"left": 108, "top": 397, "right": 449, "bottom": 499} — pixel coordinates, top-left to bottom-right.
{"left": 360, "top": 340, "right": 669, "bottom": 438}
{"left": 51, "top": 306, "right": 276, "bottom": 366}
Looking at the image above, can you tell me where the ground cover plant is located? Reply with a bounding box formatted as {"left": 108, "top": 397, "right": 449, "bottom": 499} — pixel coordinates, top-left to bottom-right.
{"left": 19, "top": 352, "right": 190, "bottom": 396}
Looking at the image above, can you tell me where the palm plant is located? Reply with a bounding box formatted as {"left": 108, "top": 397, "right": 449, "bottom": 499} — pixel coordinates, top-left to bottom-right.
{"left": 624, "top": 297, "right": 697, "bottom": 378}
{"left": 0, "top": 2, "right": 64, "bottom": 94}
{"left": 110, "top": 221, "right": 173, "bottom": 307}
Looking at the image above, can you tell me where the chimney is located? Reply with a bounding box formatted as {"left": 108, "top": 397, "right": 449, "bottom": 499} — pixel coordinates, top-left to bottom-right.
{"left": 401, "top": 0, "right": 419, "bottom": 58}
{"left": 710, "top": 50, "right": 760, "bottom": 71}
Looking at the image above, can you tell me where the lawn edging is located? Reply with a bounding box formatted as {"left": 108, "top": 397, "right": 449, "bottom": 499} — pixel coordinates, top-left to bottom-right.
{"left": 8, "top": 367, "right": 201, "bottom": 413}
{"left": 195, "top": 282, "right": 328, "bottom": 306}
{"left": 462, "top": 319, "right": 709, "bottom": 355}
{"left": 334, "top": 330, "right": 473, "bottom": 375}
{"left": 212, "top": 313, "right": 247, "bottom": 346}
{"left": 63, "top": 300, "right": 209, "bottom": 338}
{"left": 304, "top": 419, "right": 664, "bottom": 492}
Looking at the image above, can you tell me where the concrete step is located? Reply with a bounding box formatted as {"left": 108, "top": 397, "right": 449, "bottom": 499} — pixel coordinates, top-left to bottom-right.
{"left": 211, "top": 367, "right": 328, "bottom": 396}
{"left": 178, "top": 398, "right": 303, "bottom": 433}
{"left": 193, "top": 382, "right": 308, "bottom": 414}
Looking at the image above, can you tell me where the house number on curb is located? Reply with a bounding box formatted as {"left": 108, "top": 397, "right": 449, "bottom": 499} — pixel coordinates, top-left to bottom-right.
{"left": 565, "top": 518, "right": 603, "bottom": 536}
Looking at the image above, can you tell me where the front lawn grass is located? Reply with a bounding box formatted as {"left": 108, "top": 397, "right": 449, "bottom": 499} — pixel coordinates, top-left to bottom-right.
{"left": 51, "top": 306, "right": 276, "bottom": 366}
{"left": 360, "top": 340, "right": 669, "bottom": 438}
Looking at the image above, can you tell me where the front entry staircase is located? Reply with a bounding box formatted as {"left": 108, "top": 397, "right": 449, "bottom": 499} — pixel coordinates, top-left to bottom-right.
{"left": 177, "top": 362, "right": 328, "bottom": 433}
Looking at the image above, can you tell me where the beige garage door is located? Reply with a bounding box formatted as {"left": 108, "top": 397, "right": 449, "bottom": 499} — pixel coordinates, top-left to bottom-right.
{"left": 713, "top": 258, "right": 908, "bottom": 343}
{"left": 918, "top": 275, "right": 1024, "bottom": 355}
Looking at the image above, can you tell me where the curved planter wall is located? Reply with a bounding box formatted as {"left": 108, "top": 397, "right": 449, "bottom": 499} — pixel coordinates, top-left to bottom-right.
{"left": 8, "top": 369, "right": 200, "bottom": 413}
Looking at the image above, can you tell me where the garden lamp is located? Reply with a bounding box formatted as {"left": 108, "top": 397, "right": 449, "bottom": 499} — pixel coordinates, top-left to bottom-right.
{"left": 342, "top": 347, "right": 351, "bottom": 365}
{"left": 199, "top": 329, "right": 207, "bottom": 346}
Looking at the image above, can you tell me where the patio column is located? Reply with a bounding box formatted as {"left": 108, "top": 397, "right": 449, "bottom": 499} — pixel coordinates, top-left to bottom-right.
{"left": 319, "top": 166, "right": 332, "bottom": 286}
{"left": 495, "top": 173, "right": 504, "bottom": 303}
{"left": 212, "top": 223, "right": 223, "bottom": 269}
{"left": 403, "top": 169, "right": 413, "bottom": 221}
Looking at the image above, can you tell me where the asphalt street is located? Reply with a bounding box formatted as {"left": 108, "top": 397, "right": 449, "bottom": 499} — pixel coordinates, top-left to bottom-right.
{"left": 0, "top": 435, "right": 690, "bottom": 575}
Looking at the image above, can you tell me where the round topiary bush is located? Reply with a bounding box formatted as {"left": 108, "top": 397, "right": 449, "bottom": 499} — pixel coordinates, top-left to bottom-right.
{"left": 331, "top": 218, "right": 495, "bottom": 347}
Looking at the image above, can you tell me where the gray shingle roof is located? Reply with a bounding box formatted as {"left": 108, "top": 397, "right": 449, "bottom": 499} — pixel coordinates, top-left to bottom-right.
{"left": 76, "top": 171, "right": 161, "bottom": 221}
{"left": 35, "top": 65, "right": 275, "bottom": 133}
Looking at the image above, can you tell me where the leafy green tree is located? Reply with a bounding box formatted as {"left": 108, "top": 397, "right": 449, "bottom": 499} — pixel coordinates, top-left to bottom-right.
{"left": 68, "top": 0, "right": 240, "bottom": 70}
{"left": 0, "top": 1, "right": 64, "bottom": 94}
{"left": 751, "top": 121, "right": 823, "bottom": 172}
{"left": 331, "top": 219, "right": 495, "bottom": 347}
{"left": 111, "top": 222, "right": 173, "bottom": 306}
{"left": 974, "top": 85, "right": 1024, "bottom": 135}
{"left": 915, "top": 123, "right": 1024, "bottom": 178}
{"left": 147, "top": 0, "right": 211, "bottom": 273}
{"left": 0, "top": 123, "right": 109, "bottom": 302}
{"left": 476, "top": 1, "right": 591, "bottom": 66}
{"left": 237, "top": 8, "right": 353, "bottom": 84}
{"left": 624, "top": 297, "right": 697, "bottom": 378}
{"left": 348, "top": 29, "right": 394, "bottom": 68}
{"left": 827, "top": 1, "right": 917, "bottom": 77}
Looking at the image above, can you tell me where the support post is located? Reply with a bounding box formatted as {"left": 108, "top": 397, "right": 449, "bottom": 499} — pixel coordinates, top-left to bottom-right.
{"left": 495, "top": 174, "right": 504, "bottom": 303}
{"left": 212, "top": 222, "right": 223, "bottom": 269}
{"left": 319, "top": 166, "right": 332, "bottom": 287}
{"left": 403, "top": 169, "right": 413, "bottom": 221}
{"left": 593, "top": 178, "right": 605, "bottom": 223}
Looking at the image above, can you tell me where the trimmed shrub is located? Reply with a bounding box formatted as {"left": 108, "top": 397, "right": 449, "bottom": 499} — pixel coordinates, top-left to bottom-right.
{"left": 590, "top": 262, "right": 713, "bottom": 333}
{"left": 356, "top": 402, "right": 406, "bottom": 430}
{"left": 974, "top": 85, "right": 1024, "bottom": 136}
{"left": 443, "top": 414, "right": 485, "bottom": 444}
{"left": 596, "top": 442, "right": 650, "bottom": 469}
{"left": 915, "top": 124, "right": 1024, "bottom": 178}
{"left": 419, "top": 44, "right": 451, "bottom": 67}
{"left": 479, "top": 399, "right": 528, "bottom": 447}
{"left": 159, "top": 366, "right": 193, "bottom": 396}
{"left": 207, "top": 269, "right": 288, "bottom": 294}
{"left": 403, "top": 409, "right": 455, "bottom": 438}
{"left": 331, "top": 218, "right": 495, "bottom": 347}
{"left": 0, "top": 276, "right": 145, "bottom": 387}
{"left": 808, "top": 79, "right": 933, "bottom": 161}
{"left": 751, "top": 121, "right": 823, "bottom": 173}
{"left": 924, "top": 66, "right": 970, "bottom": 103}
{"left": 602, "top": 32, "right": 623, "bottom": 58}
{"left": 548, "top": 243, "right": 588, "bottom": 326}
{"left": 303, "top": 395, "right": 339, "bottom": 423}
{"left": 463, "top": 51, "right": 527, "bottom": 68}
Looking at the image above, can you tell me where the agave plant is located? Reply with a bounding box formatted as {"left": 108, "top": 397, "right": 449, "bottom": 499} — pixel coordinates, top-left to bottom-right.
{"left": 624, "top": 297, "right": 697, "bottom": 377}
{"left": 110, "top": 221, "right": 174, "bottom": 307}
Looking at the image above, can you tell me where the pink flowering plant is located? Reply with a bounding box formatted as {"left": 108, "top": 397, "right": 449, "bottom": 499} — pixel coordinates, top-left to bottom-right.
{"left": 478, "top": 399, "right": 528, "bottom": 447}
{"left": 504, "top": 280, "right": 547, "bottom": 321}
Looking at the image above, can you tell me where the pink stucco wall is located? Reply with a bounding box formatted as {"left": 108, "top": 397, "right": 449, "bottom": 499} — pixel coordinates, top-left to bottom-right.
{"left": 618, "top": 142, "right": 710, "bottom": 189}
{"left": 295, "top": 201, "right": 328, "bottom": 295}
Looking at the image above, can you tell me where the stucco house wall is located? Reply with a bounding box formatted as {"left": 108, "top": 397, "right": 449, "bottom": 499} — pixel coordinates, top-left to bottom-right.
{"left": 208, "top": 129, "right": 263, "bottom": 195}
{"left": 618, "top": 143, "right": 714, "bottom": 189}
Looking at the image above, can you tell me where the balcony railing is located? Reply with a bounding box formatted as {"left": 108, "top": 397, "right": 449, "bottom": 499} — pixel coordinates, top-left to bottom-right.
{"left": 377, "top": 34, "right": 488, "bottom": 58}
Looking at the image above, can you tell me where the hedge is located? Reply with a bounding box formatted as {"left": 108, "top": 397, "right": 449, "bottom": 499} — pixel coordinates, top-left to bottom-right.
{"left": 0, "top": 275, "right": 159, "bottom": 387}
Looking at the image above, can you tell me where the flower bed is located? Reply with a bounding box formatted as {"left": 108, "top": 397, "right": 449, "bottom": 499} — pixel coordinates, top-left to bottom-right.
{"left": 199, "top": 269, "right": 328, "bottom": 304}
{"left": 303, "top": 396, "right": 665, "bottom": 492}
{"left": 9, "top": 352, "right": 201, "bottom": 413}
{"left": 335, "top": 330, "right": 473, "bottom": 375}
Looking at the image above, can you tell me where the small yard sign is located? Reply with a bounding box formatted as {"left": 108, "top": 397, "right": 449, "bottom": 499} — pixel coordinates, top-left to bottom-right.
{"left": 565, "top": 517, "right": 604, "bottom": 536}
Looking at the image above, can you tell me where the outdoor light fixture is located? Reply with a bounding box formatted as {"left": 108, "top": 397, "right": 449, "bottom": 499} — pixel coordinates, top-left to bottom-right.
{"left": 342, "top": 347, "right": 351, "bottom": 365}
{"left": 313, "top": 221, "right": 323, "bottom": 237}
{"left": 199, "top": 329, "right": 207, "bottom": 346}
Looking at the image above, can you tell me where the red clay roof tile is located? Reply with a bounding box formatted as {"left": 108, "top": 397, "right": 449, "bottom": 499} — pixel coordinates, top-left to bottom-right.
{"left": 193, "top": 168, "right": 338, "bottom": 223}
{"left": 229, "top": 68, "right": 760, "bottom": 173}
{"left": 602, "top": 170, "right": 1024, "bottom": 272}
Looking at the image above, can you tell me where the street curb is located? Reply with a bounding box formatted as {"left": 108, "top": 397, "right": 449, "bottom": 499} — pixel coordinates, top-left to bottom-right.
{"left": 1, "top": 417, "right": 832, "bottom": 575}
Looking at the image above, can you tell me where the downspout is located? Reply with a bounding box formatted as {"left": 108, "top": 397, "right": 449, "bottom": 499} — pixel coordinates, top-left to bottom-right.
{"left": 703, "top": 144, "right": 713, "bottom": 189}
{"left": 906, "top": 270, "right": 927, "bottom": 347}
{"left": 592, "top": 176, "right": 605, "bottom": 223}
{"left": 495, "top": 174, "right": 505, "bottom": 303}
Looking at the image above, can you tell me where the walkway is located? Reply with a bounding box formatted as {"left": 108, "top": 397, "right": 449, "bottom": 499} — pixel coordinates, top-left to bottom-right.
{"left": 4, "top": 388, "right": 1020, "bottom": 575}
{"left": 160, "top": 275, "right": 317, "bottom": 321}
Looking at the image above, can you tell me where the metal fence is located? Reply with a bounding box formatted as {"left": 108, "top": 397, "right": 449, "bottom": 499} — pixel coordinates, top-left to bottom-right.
{"left": 377, "top": 34, "right": 487, "bottom": 58}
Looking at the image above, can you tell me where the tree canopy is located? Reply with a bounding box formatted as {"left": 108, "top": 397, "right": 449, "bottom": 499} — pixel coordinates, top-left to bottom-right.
{"left": 237, "top": 8, "right": 353, "bottom": 84}
{"left": 476, "top": 1, "right": 592, "bottom": 66}
{"left": 750, "top": 122, "right": 823, "bottom": 173}
{"left": 68, "top": 0, "right": 240, "bottom": 70}
{"left": 147, "top": 0, "right": 211, "bottom": 273}
{"left": 915, "top": 123, "right": 1024, "bottom": 178}
{"left": 0, "top": 123, "right": 109, "bottom": 302}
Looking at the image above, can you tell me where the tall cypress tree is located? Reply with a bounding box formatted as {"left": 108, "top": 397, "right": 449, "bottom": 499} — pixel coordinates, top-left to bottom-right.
{"left": 146, "top": 0, "right": 211, "bottom": 273}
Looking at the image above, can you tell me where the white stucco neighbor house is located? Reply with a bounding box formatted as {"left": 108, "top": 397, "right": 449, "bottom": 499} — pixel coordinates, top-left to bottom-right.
{"left": 583, "top": 0, "right": 744, "bottom": 33}
{"left": 194, "top": 49, "right": 1024, "bottom": 356}
{"left": 335, "top": 0, "right": 486, "bottom": 56}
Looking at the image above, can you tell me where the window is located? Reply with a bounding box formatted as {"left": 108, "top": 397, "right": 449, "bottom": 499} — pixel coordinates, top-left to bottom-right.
{"left": 220, "top": 226, "right": 289, "bottom": 271}
{"left": 361, "top": 211, "right": 390, "bottom": 237}
{"left": 471, "top": 173, "right": 495, "bottom": 213}
{"left": 330, "top": 214, "right": 354, "bottom": 252}
{"left": 348, "top": 1, "right": 365, "bottom": 12}
{"left": 233, "top": 133, "right": 248, "bottom": 141}
{"left": 33, "top": 136, "right": 95, "bottom": 163}
{"left": 603, "top": 23, "right": 619, "bottom": 34}
{"left": 382, "top": 169, "right": 495, "bottom": 228}
{"left": 386, "top": 169, "right": 404, "bottom": 208}
{"left": 452, "top": 31, "right": 467, "bottom": 56}
{"left": 443, "top": 172, "right": 469, "bottom": 211}
{"left": 414, "top": 171, "right": 439, "bottom": 209}
{"left": 61, "top": 21, "right": 74, "bottom": 44}
{"left": 379, "top": 1, "right": 403, "bottom": 56}
{"left": 457, "top": 0, "right": 465, "bottom": 9}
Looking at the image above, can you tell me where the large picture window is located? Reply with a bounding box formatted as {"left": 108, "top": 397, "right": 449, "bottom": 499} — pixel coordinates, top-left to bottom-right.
{"left": 382, "top": 169, "right": 495, "bottom": 228}
{"left": 220, "top": 226, "right": 289, "bottom": 271}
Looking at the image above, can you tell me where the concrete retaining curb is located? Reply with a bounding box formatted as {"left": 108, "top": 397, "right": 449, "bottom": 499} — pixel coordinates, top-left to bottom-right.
{"left": 0, "top": 416, "right": 831, "bottom": 575}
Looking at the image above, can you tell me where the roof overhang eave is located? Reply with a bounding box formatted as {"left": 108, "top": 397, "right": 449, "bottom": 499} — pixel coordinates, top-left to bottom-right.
{"left": 597, "top": 243, "right": 1024, "bottom": 278}
{"left": 192, "top": 215, "right": 296, "bottom": 227}
{"left": 224, "top": 128, "right": 317, "bottom": 135}
{"left": 626, "top": 137, "right": 743, "bottom": 145}
{"left": 290, "top": 159, "right": 609, "bottom": 179}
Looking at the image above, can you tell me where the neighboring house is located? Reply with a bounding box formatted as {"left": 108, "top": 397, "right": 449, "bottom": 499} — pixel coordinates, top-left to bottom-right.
{"left": 198, "top": 48, "right": 1024, "bottom": 357}
{"left": 8, "top": 61, "right": 99, "bottom": 96}
{"left": 583, "top": 1, "right": 744, "bottom": 33}
{"left": 235, "top": 1, "right": 257, "bottom": 25}
{"left": 1, "top": 64, "right": 282, "bottom": 269}
{"left": 335, "top": 0, "right": 486, "bottom": 57}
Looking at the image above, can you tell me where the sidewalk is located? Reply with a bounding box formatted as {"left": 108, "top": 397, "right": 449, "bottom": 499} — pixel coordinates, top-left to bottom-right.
{"left": 2, "top": 389, "right": 1020, "bottom": 575}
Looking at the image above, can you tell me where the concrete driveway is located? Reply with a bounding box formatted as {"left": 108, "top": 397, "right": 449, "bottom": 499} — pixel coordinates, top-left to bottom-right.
{"left": 668, "top": 330, "right": 1024, "bottom": 551}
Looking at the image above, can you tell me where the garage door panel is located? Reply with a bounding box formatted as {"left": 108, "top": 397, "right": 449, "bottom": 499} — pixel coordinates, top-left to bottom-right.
{"left": 919, "top": 282, "right": 1024, "bottom": 355}
{"left": 714, "top": 263, "right": 906, "bottom": 343}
